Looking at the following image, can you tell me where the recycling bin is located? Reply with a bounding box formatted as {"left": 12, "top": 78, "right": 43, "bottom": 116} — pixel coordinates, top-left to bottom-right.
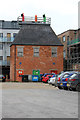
{"left": 22, "top": 75, "right": 29, "bottom": 82}
{"left": 32, "top": 75, "right": 39, "bottom": 82}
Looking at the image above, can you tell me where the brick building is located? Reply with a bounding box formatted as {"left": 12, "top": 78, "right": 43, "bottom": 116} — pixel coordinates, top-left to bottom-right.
{"left": 58, "top": 29, "right": 78, "bottom": 71}
{"left": 10, "top": 19, "right": 63, "bottom": 82}
{"left": 58, "top": 30, "right": 78, "bottom": 60}
{"left": 58, "top": 29, "right": 80, "bottom": 71}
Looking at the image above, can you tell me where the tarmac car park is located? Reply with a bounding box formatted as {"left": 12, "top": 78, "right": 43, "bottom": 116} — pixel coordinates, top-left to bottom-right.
{"left": 1, "top": 71, "right": 80, "bottom": 92}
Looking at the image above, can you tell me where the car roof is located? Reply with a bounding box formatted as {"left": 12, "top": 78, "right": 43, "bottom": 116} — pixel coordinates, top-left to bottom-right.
{"left": 58, "top": 71, "right": 78, "bottom": 78}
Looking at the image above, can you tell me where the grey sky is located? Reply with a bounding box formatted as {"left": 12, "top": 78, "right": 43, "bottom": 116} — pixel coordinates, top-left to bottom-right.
{"left": 0, "top": 0, "right": 79, "bottom": 34}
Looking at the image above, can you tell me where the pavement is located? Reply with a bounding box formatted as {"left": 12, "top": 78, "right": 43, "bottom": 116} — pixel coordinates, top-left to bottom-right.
{"left": 0, "top": 82, "right": 79, "bottom": 118}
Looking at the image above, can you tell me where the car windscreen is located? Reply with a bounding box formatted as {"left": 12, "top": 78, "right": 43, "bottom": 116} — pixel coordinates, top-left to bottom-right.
{"left": 69, "top": 73, "right": 77, "bottom": 79}
{"left": 63, "top": 74, "right": 70, "bottom": 78}
{"left": 58, "top": 73, "right": 65, "bottom": 78}
{"left": 58, "top": 72, "right": 69, "bottom": 78}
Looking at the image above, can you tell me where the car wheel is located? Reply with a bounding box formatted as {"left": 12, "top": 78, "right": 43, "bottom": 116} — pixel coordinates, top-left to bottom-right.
{"left": 58, "top": 86, "right": 62, "bottom": 89}
{"left": 69, "top": 87, "right": 72, "bottom": 91}
{"left": 52, "top": 84, "right": 54, "bottom": 86}
{"left": 76, "top": 84, "right": 80, "bottom": 92}
{"left": 64, "top": 87, "right": 68, "bottom": 90}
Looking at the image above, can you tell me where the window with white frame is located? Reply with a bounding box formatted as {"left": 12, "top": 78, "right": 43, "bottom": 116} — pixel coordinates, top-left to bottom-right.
{"left": 17, "top": 47, "right": 23, "bottom": 57}
{"left": 63, "top": 36, "right": 66, "bottom": 42}
{"left": 33, "top": 47, "right": 39, "bottom": 57}
{"left": 51, "top": 47, "right": 57, "bottom": 57}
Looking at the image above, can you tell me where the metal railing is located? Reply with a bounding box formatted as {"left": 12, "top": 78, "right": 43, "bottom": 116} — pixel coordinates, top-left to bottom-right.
{"left": 0, "top": 37, "right": 14, "bottom": 42}
{"left": 17, "top": 16, "right": 51, "bottom": 25}
{"left": 0, "top": 60, "right": 10, "bottom": 66}
{"left": 67, "top": 38, "right": 80, "bottom": 45}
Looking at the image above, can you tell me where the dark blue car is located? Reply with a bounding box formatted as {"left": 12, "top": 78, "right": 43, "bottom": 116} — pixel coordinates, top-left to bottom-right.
{"left": 57, "top": 71, "right": 78, "bottom": 89}
{"left": 60, "top": 73, "right": 74, "bottom": 90}
{"left": 57, "top": 72, "right": 72, "bottom": 89}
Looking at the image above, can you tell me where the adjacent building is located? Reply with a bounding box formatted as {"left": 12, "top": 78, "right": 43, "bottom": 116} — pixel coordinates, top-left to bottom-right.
{"left": 10, "top": 16, "right": 63, "bottom": 82}
{"left": 58, "top": 29, "right": 80, "bottom": 71}
{"left": 0, "top": 20, "right": 20, "bottom": 78}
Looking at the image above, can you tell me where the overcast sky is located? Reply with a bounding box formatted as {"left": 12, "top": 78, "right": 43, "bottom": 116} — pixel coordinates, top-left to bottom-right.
{"left": 0, "top": 0, "right": 79, "bottom": 34}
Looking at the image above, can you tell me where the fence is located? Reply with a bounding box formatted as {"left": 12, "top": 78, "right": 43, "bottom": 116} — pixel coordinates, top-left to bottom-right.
{"left": 17, "top": 16, "right": 51, "bottom": 25}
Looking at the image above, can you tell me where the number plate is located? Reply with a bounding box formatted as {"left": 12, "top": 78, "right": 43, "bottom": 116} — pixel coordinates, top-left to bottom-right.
{"left": 60, "top": 83, "right": 63, "bottom": 85}
{"left": 67, "top": 84, "right": 70, "bottom": 87}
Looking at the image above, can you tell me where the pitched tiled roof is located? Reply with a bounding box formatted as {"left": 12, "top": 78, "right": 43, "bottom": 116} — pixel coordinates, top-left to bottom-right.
{"left": 11, "top": 24, "right": 63, "bottom": 46}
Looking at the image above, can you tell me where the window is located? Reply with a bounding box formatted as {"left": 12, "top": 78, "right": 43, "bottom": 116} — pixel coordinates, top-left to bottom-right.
{"left": 63, "top": 36, "right": 65, "bottom": 42}
{"left": 69, "top": 73, "right": 77, "bottom": 79}
{"left": 0, "top": 33, "right": 3, "bottom": 38}
{"left": 0, "top": 44, "right": 3, "bottom": 50}
{"left": 0, "top": 56, "right": 3, "bottom": 60}
{"left": 7, "top": 33, "right": 11, "bottom": 41}
{"left": 0, "top": 22, "right": 2, "bottom": 28}
{"left": 7, "top": 56, "right": 10, "bottom": 65}
{"left": 58, "top": 37, "right": 61, "bottom": 41}
{"left": 63, "top": 50, "right": 66, "bottom": 58}
{"left": 13, "top": 33, "right": 17, "bottom": 38}
{"left": 33, "top": 47, "right": 39, "bottom": 57}
{"left": 63, "top": 74, "right": 69, "bottom": 78}
{"left": 17, "top": 47, "right": 23, "bottom": 57}
{"left": 51, "top": 47, "right": 57, "bottom": 57}
{"left": 67, "top": 36, "right": 69, "bottom": 45}
{"left": 7, "top": 33, "right": 11, "bottom": 38}
{"left": 67, "top": 36, "right": 69, "bottom": 41}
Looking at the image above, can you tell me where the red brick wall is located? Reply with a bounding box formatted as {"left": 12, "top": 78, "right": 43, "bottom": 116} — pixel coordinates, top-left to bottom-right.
{"left": 10, "top": 45, "right": 63, "bottom": 81}
{"left": 10, "top": 45, "right": 16, "bottom": 81}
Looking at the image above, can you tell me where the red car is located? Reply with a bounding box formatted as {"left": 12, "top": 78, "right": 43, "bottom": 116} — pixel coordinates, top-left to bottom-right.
{"left": 42, "top": 74, "right": 53, "bottom": 83}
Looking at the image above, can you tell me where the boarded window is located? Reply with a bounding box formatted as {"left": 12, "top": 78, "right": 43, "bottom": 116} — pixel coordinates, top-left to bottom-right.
{"left": 17, "top": 47, "right": 23, "bottom": 57}
{"left": 33, "top": 47, "right": 39, "bottom": 57}
{"left": 7, "top": 33, "right": 11, "bottom": 41}
{"left": 51, "top": 47, "right": 57, "bottom": 57}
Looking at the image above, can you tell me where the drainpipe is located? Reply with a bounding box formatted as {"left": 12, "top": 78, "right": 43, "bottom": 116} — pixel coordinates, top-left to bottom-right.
{"left": 14, "top": 45, "right": 16, "bottom": 81}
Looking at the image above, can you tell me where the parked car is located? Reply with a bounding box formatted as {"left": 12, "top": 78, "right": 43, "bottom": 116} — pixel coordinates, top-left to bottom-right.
{"left": 57, "top": 72, "right": 70, "bottom": 89}
{"left": 57, "top": 71, "right": 78, "bottom": 89}
{"left": 40, "top": 74, "right": 44, "bottom": 82}
{"left": 0, "top": 74, "right": 5, "bottom": 82}
{"left": 48, "top": 74, "right": 57, "bottom": 85}
{"left": 41, "top": 73, "right": 50, "bottom": 81}
{"left": 42, "top": 74, "right": 55, "bottom": 83}
{"left": 67, "top": 72, "right": 80, "bottom": 92}
{"left": 60, "top": 73, "right": 74, "bottom": 90}
{"left": 42, "top": 73, "right": 55, "bottom": 82}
